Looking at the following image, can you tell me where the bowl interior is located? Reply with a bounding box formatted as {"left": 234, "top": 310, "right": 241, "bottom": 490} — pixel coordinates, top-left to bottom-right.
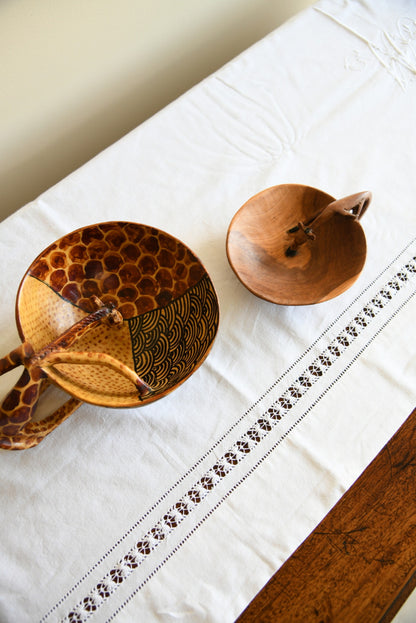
{"left": 226, "top": 184, "right": 367, "bottom": 305}
{"left": 16, "top": 222, "right": 219, "bottom": 407}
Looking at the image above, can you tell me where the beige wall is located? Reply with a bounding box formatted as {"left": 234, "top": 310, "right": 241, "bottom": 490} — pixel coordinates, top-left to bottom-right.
{"left": 0, "top": 0, "right": 314, "bottom": 222}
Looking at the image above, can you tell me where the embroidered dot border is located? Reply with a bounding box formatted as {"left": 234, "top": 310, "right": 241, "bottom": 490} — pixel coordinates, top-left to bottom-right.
{"left": 59, "top": 256, "right": 416, "bottom": 622}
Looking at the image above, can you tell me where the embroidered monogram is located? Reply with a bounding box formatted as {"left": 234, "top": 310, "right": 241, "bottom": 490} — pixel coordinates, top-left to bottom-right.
{"left": 316, "top": 5, "right": 416, "bottom": 90}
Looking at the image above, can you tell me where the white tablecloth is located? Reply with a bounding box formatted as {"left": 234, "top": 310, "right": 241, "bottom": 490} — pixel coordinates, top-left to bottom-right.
{"left": 1, "top": 1, "right": 416, "bottom": 621}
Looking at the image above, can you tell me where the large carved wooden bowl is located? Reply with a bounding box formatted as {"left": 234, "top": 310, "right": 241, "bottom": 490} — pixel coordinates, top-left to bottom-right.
{"left": 15, "top": 222, "right": 219, "bottom": 408}
{"left": 226, "top": 184, "right": 371, "bottom": 306}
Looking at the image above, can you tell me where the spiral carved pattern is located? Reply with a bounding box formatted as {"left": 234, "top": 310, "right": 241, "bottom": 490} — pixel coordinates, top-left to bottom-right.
{"left": 128, "top": 275, "right": 219, "bottom": 394}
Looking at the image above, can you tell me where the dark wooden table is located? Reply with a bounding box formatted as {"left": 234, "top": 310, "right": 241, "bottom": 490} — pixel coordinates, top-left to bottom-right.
{"left": 237, "top": 407, "right": 416, "bottom": 623}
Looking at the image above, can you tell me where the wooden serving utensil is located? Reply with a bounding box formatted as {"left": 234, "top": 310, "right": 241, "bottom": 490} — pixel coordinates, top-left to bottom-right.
{"left": 0, "top": 297, "right": 150, "bottom": 451}
{"left": 226, "top": 184, "right": 371, "bottom": 306}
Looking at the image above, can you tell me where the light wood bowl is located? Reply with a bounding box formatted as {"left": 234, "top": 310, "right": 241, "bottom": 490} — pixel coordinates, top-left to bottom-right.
{"left": 226, "top": 184, "right": 371, "bottom": 306}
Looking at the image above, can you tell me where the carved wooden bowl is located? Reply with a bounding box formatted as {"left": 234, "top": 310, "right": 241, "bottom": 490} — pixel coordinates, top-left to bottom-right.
{"left": 0, "top": 222, "right": 219, "bottom": 450}
{"left": 226, "top": 184, "right": 371, "bottom": 306}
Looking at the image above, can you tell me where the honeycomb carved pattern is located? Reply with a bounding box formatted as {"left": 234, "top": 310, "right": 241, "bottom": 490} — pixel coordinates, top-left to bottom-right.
{"left": 28, "top": 222, "right": 206, "bottom": 319}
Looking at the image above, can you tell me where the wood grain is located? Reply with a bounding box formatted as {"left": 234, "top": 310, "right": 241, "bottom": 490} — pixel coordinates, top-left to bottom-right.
{"left": 226, "top": 184, "right": 369, "bottom": 306}
{"left": 236, "top": 407, "right": 416, "bottom": 623}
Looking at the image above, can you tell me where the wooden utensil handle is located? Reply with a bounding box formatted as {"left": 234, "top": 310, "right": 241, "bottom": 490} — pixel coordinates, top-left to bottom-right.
{"left": 0, "top": 300, "right": 122, "bottom": 449}
{"left": 0, "top": 376, "right": 82, "bottom": 451}
{"left": 0, "top": 297, "right": 152, "bottom": 449}
{"left": 42, "top": 350, "right": 152, "bottom": 397}
{"left": 0, "top": 341, "right": 151, "bottom": 450}
{"left": 286, "top": 191, "right": 372, "bottom": 257}
{"left": 0, "top": 343, "right": 44, "bottom": 435}
{"left": 311, "top": 190, "right": 372, "bottom": 229}
{"left": 0, "top": 342, "right": 34, "bottom": 374}
{"left": 0, "top": 342, "right": 70, "bottom": 450}
{"left": 0, "top": 344, "right": 80, "bottom": 450}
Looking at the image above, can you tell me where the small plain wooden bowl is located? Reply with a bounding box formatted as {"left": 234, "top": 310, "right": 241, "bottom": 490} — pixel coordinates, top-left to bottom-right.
{"left": 226, "top": 184, "right": 371, "bottom": 306}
